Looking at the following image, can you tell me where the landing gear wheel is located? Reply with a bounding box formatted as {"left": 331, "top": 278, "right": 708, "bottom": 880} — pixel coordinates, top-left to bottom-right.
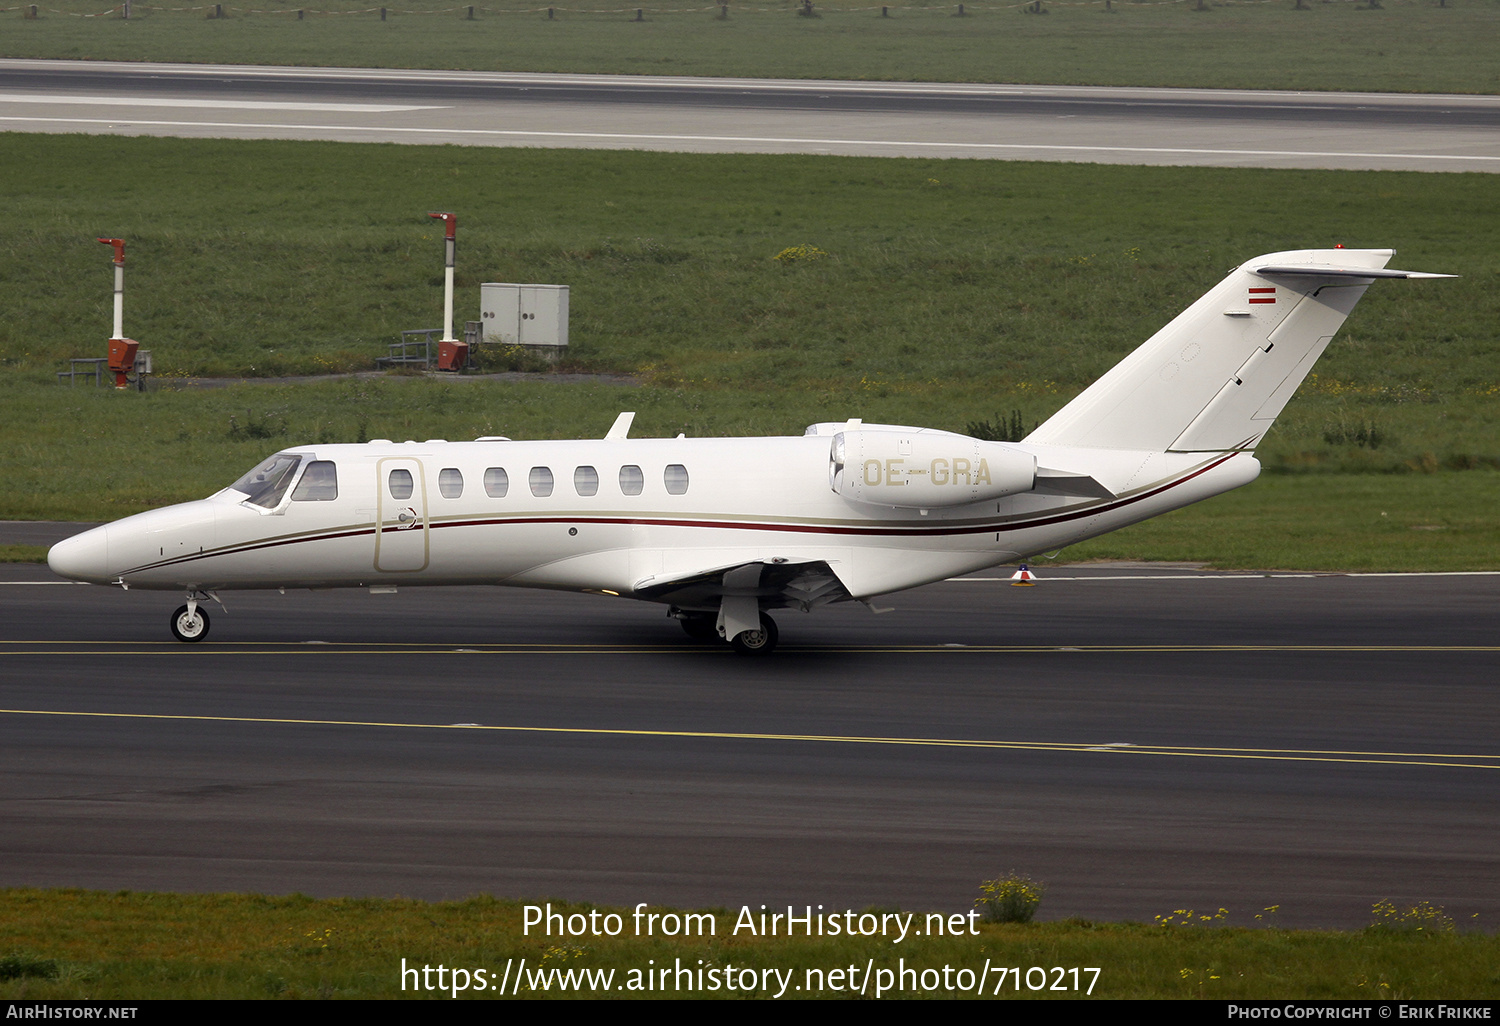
{"left": 678, "top": 613, "right": 719, "bottom": 640}
{"left": 729, "top": 613, "right": 778, "bottom": 656}
{"left": 170, "top": 604, "right": 210, "bottom": 643}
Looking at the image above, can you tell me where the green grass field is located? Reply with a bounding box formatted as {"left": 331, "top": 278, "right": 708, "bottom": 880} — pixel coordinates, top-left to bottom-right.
{"left": 2, "top": 135, "right": 1496, "bottom": 568}
{"left": 1, "top": 890, "right": 1494, "bottom": 999}
{"left": 8, "top": 137, "right": 1493, "bottom": 399}
{"left": 7, "top": 0, "right": 1500, "bottom": 94}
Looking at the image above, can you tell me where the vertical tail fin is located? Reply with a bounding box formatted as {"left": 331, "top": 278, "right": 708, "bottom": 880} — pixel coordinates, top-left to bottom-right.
{"left": 1025, "top": 249, "right": 1451, "bottom": 453}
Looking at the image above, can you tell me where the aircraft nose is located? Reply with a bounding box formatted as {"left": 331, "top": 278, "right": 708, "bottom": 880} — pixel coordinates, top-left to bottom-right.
{"left": 48, "top": 526, "right": 111, "bottom": 584}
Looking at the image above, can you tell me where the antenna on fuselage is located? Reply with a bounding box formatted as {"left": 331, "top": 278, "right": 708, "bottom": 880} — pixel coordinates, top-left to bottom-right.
{"left": 605, "top": 412, "right": 636, "bottom": 441}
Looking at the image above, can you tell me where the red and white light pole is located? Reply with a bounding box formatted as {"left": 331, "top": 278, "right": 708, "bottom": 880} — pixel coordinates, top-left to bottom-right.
{"left": 97, "top": 236, "right": 138, "bottom": 389}
{"left": 426, "top": 212, "right": 468, "bottom": 372}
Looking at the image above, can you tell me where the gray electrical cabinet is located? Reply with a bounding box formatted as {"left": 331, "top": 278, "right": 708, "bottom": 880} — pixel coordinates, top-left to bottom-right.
{"left": 480, "top": 284, "right": 569, "bottom": 350}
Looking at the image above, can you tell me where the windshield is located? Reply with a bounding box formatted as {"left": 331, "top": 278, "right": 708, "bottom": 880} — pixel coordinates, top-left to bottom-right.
{"left": 228, "top": 453, "right": 304, "bottom": 509}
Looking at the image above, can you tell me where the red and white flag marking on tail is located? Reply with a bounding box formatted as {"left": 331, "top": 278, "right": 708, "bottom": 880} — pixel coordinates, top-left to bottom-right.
{"left": 1248, "top": 287, "right": 1276, "bottom": 305}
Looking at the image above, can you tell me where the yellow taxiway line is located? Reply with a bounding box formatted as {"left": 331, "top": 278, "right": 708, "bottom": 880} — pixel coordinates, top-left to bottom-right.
{"left": 0, "top": 707, "right": 1495, "bottom": 772}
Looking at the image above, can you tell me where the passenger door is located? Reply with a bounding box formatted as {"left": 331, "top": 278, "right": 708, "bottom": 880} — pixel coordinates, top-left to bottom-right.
{"left": 374, "top": 458, "right": 429, "bottom": 572}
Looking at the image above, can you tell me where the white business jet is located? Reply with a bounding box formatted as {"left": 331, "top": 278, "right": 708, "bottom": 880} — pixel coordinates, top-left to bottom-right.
{"left": 48, "top": 248, "right": 1449, "bottom": 654}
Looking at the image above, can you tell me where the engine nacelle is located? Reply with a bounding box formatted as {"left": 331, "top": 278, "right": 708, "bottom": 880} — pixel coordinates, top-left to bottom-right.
{"left": 829, "top": 428, "right": 1037, "bottom": 508}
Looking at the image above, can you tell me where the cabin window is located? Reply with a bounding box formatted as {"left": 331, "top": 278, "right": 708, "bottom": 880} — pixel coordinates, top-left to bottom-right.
{"left": 529, "top": 466, "right": 554, "bottom": 497}
{"left": 388, "top": 468, "right": 414, "bottom": 500}
{"left": 574, "top": 466, "right": 599, "bottom": 497}
{"left": 484, "top": 467, "right": 509, "bottom": 498}
{"left": 619, "top": 465, "right": 644, "bottom": 496}
{"left": 439, "top": 467, "right": 464, "bottom": 499}
{"left": 230, "top": 453, "right": 303, "bottom": 509}
{"left": 664, "top": 464, "right": 689, "bottom": 495}
{"left": 291, "top": 460, "right": 338, "bottom": 501}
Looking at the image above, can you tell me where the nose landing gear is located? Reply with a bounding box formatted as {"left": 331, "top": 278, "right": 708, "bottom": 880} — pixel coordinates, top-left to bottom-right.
{"left": 170, "top": 602, "right": 210, "bottom": 643}
{"left": 169, "top": 590, "right": 222, "bottom": 642}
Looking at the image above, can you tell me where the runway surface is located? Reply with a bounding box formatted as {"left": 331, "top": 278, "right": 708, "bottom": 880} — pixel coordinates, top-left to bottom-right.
{"left": 3, "top": 558, "right": 1497, "bottom": 929}
{"left": 3, "top": 59, "right": 1499, "bottom": 171}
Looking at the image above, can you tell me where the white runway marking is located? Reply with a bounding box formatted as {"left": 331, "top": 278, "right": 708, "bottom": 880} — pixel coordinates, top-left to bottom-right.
{"left": 1, "top": 115, "right": 1494, "bottom": 165}
{"left": 0, "top": 94, "right": 446, "bottom": 113}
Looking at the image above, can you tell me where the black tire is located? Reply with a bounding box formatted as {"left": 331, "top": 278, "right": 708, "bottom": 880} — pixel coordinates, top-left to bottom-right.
{"left": 729, "top": 613, "right": 778, "bottom": 656}
{"left": 678, "top": 614, "right": 719, "bottom": 641}
{"left": 170, "top": 604, "right": 210, "bottom": 643}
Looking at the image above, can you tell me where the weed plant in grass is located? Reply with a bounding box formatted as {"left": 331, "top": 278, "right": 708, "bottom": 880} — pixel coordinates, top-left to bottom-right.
{"left": 5, "top": 0, "right": 1500, "bottom": 94}
{"left": 975, "top": 874, "right": 1045, "bottom": 924}
{"left": 0, "top": 889, "right": 1496, "bottom": 1000}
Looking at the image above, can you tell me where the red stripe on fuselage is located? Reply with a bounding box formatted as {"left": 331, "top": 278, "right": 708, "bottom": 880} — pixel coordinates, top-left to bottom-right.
{"left": 117, "top": 454, "right": 1239, "bottom": 576}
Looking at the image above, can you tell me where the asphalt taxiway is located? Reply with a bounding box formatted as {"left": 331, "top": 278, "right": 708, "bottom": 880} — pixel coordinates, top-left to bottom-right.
{"left": 3, "top": 556, "right": 1496, "bottom": 929}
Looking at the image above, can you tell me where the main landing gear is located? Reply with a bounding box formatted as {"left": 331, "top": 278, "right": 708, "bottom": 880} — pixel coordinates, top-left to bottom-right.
{"left": 671, "top": 608, "right": 780, "bottom": 656}
{"left": 727, "top": 613, "right": 778, "bottom": 656}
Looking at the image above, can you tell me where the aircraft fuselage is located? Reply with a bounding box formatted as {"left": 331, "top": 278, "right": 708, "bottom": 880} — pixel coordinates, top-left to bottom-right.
{"left": 49, "top": 432, "right": 1257, "bottom": 603}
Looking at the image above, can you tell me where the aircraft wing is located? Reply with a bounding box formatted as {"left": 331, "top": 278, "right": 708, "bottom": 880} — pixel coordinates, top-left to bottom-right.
{"left": 633, "top": 558, "right": 852, "bottom": 612}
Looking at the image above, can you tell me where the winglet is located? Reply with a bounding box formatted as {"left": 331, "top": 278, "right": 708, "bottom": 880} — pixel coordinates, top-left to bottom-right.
{"left": 605, "top": 412, "right": 636, "bottom": 441}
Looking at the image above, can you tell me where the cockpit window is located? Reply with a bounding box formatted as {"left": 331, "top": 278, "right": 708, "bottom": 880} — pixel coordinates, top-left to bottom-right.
{"left": 229, "top": 454, "right": 303, "bottom": 509}
{"left": 291, "top": 460, "right": 338, "bottom": 501}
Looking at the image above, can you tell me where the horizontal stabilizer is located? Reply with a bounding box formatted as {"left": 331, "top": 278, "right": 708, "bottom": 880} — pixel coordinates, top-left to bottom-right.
{"left": 1253, "top": 264, "right": 1455, "bottom": 280}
